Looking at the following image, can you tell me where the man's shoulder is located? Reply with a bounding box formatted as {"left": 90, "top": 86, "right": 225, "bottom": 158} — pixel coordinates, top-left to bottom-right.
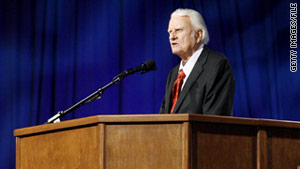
{"left": 204, "top": 46, "right": 228, "bottom": 63}
{"left": 201, "top": 46, "right": 232, "bottom": 71}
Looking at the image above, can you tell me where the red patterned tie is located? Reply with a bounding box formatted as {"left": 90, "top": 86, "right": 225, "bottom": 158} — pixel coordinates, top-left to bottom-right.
{"left": 170, "top": 69, "right": 186, "bottom": 114}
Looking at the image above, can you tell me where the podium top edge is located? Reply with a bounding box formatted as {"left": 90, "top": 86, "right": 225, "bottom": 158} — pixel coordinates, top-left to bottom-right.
{"left": 14, "top": 114, "right": 300, "bottom": 137}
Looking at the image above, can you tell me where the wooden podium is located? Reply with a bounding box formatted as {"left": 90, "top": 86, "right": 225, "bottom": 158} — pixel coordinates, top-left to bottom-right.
{"left": 14, "top": 114, "right": 300, "bottom": 169}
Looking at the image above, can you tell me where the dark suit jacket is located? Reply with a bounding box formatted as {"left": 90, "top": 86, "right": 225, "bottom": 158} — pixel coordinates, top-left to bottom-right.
{"left": 160, "top": 45, "right": 235, "bottom": 115}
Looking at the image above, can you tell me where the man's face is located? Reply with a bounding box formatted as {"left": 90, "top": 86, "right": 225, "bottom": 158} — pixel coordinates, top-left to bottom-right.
{"left": 168, "top": 16, "right": 200, "bottom": 59}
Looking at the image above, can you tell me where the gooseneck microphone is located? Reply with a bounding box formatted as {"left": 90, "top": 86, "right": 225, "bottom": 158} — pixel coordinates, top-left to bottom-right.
{"left": 46, "top": 59, "right": 157, "bottom": 124}
{"left": 114, "top": 60, "right": 157, "bottom": 80}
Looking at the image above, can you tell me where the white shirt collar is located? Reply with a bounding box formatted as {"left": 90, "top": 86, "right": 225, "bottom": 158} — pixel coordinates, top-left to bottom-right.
{"left": 178, "top": 44, "right": 204, "bottom": 89}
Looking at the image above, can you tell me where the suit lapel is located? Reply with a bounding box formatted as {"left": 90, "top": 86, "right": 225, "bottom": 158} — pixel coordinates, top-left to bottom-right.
{"left": 172, "top": 46, "right": 210, "bottom": 113}
{"left": 164, "top": 65, "right": 179, "bottom": 113}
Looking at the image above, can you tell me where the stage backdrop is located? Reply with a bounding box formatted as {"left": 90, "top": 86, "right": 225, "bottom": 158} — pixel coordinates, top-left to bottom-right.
{"left": 0, "top": 0, "right": 299, "bottom": 168}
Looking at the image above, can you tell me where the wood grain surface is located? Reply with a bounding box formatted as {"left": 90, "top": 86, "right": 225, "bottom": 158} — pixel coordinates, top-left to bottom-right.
{"left": 15, "top": 114, "right": 300, "bottom": 137}
{"left": 14, "top": 114, "right": 300, "bottom": 169}
{"left": 192, "top": 122, "right": 257, "bottom": 169}
{"left": 18, "top": 125, "right": 100, "bottom": 169}
{"left": 105, "top": 123, "right": 183, "bottom": 169}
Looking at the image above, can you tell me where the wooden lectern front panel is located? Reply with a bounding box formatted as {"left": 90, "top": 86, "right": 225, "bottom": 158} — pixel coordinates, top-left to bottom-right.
{"left": 192, "top": 122, "right": 257, "bottom": 169}
{"left": 18, "top": 126, "right": 100, "bottom": 169}
{"left": 15, "top": 114, "right": 300, "bottom": 169}
{"left": 105, "top": 123, "right": 183, "bottom": 169}
{"left": 267, "top": 128, "right": 300, "bottom": 169}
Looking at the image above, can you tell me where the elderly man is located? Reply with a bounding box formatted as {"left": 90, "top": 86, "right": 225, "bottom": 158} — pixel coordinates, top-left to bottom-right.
{"left": 160, "top": 8, "right": 235, "bottom": 115}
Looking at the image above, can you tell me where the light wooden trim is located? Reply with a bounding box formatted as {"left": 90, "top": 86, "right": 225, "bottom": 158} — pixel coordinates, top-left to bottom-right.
{"left": 98, "top": 123, "right": 105, "bottom": 169}
{"left": 182, "top": 122, "right": 191, "bottom": 169}
{"left": 14, "top": 114, "right": 191, "bottom": 137}
{"left": 16, "top": 137, "right": 20, "bottom": 169}
{"left": 189, "top": 114, "right": 300, "bottom": 129}
{"left": 14, "top": 115, "right": 101, "bottom": 137}
{"left": 15, "top": 114, "right": 300, "bottom": 137}
{"left": 257, "top": 128, "right": 267, "bottom": 169}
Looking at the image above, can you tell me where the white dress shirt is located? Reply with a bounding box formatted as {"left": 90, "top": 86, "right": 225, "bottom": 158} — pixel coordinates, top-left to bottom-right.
{"left": 179, "top": 44, "right": 204, "bottom": 90}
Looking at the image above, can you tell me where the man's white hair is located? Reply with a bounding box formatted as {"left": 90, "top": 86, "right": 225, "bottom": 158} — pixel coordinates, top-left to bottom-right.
{"left": 171, "top": 8, "right": 209, "bottom": 44}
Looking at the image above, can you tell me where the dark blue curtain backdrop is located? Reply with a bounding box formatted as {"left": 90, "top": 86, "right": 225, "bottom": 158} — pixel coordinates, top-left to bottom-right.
{"left": 0, "top": 0, "right": 299, "bottom": 168}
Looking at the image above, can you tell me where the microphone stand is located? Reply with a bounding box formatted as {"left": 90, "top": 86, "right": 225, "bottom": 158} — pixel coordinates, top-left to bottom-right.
{"left": 46, "top": 77, "right": 121, "bottom": 124}
{"left": 46, "top": 59, "right": 156, "bottom": 124}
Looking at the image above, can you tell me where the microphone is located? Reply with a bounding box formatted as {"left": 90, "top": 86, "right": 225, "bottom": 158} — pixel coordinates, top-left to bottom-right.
{"left": 114, "top": 60, "right": 157, "bottom": 80}
{"left": 46, "top": 60, "right": 156, "bottom": 123}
